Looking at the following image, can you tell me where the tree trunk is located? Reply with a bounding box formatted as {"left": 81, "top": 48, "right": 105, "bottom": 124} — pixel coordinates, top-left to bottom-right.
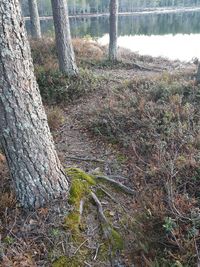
{"left": 196, "top": 63, "right": 200, "bottom": 85}
{"left": 109, "top": 0, "right": 118, "bottom": 62}
{"left": 0, "top": 0, "right": 69, "bottom": 209}
{"left": 28, "top": 0, "right": 42, "bottom": 38}
{"left": 51, "top": 0, "right": 78, "bottom": 76}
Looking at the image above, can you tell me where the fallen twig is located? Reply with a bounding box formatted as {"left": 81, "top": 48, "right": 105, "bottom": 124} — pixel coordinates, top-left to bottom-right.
{"left": 84, "top": 261, "right": 92, "bottom": 267}
{"left": 74, "top": 239, "right": 89, "bottom": 255}
{"left": 93, "top": 243, "right": 101, "bottom": 261}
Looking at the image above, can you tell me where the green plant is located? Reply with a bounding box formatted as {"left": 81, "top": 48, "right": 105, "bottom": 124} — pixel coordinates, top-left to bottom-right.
{"left": 3, "top": 235, "right": 14, "bottom": 245}
{"left": 163, "top": 217, "right": 176, "bottom": 233}
{"left": 36, "top": 68, "right": 99, "bottom": 104}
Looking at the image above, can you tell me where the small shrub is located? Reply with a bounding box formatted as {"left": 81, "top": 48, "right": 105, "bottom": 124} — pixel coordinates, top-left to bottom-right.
{"left": 73, "top": 38, "right": 105, "bottom": 61}
{"left": 30, "top": 38, "right": 57, "bottom": 68}
{"left": 36, "top": 68, "right": 99, "bottom": 104}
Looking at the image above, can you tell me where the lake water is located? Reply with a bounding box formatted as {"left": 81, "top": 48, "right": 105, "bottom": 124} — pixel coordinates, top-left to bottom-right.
{"left": 26, "top": 9, "right": 200, "bottom": 61}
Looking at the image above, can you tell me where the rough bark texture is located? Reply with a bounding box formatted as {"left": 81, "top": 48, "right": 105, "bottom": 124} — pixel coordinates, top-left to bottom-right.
{"left": 28, "top": 0, "right": 41, "bottom": 38}
{"left": 196, "top": 63, "right": 200, "bottom": 84}
{"left": 109, "top": 0, "right": 118, "bottom": 62}
{"left": 0, "top": 0, "right": 69, "bottom": 209}
{"left": 51, "top": 0, "right": 78, "bottom": 76}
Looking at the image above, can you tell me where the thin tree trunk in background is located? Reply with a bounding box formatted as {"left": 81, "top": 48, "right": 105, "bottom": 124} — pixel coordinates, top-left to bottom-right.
{"left": 0, "top": 0, "right": 69, "bottom": 209}
{"left": 51, "top": 0, "right": 78, "bottom": 76}
{"left": 28, "top": 0, "right": 42, "bottom": 38}
{"left": 196, "top": 63, "right": 200, "bottom": 84}
{"left": 109, "top": 0, "right": 118, "bottom": 62}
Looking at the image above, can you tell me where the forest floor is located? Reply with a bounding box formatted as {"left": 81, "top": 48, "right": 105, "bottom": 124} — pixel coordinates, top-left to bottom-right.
{"left": 0, "top": 38, "right": 200, "bottom": 267}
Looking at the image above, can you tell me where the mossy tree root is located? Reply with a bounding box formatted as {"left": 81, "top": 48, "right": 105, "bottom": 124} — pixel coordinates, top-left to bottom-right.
{"left": 64, "top": 167, "right": 132, "bottom": 248}
{"left": 90, "top": 191, "right": 123, "bottom": 251}
{"left": 91, "top": 191, "right": 112, "bottom": 239}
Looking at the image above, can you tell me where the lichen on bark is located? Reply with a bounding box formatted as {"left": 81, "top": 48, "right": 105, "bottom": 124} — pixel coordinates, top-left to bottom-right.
{"left": 0, "top": 0, "right": 69, "bottom": 209}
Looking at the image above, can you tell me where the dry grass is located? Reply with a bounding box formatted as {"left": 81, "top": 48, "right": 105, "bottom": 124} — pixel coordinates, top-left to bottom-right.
{"left": 46, "top": 106, "right": 65, "bottom": 131}
{"left": 30, "top": 37, "right": 106, "bottom": 69}
{"left": 0, "top": 153, "right": 16, "bottom": 216}
{"left": 72, "top": 38, "right": 105, "bottom": 61}
{"left": 30, "top": 37, "right": 58, "bottom": 71}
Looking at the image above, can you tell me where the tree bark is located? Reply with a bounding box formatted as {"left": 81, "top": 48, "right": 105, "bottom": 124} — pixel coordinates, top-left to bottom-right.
{"left": 196, "top": 63, "right": 200, "bottom": 84}
{"left": 51, "top": 0, "right": 78, "bottom": 76}
{"left": 28, "top": 0, "right": 42, "bottom": 38}
{"left": 109, "top": 0, "right": 118, "bottom": 62}
{"left": 0, "top": 0, "right": 69, "bottom": 209}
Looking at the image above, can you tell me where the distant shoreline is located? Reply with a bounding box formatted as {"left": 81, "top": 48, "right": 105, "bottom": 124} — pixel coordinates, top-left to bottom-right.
{"left": 24, "top": 6, "right": 200, "bottom": 21}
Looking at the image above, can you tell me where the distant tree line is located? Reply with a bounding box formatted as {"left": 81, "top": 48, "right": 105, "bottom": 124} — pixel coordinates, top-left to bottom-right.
{"left": 21, "top": 0, "right": 200, "bottom": 17}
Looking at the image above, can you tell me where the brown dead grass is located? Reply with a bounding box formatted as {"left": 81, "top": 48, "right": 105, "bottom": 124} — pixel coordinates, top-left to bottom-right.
{"left": 30, "top": 37, "right": 106, "bottom": 70}
{"left": 46, "top": 106, "right": 65, "bottom": 131}
{"left": 0, "top": 153, "right": 16, "bottom": 215}
{"left": 73, "top": 38, "right": 105, "bottom": 61}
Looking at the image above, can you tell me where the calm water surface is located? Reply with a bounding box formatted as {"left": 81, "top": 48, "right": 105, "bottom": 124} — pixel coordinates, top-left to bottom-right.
{"left": 26, "top": 9, "right": 200, "bottom": 61}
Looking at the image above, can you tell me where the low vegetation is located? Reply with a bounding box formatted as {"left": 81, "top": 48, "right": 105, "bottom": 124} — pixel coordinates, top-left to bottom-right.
{"left": 31, "top": 38, "right": 103, "bottom": 104}
{"left": 0, "top": 38, "right": 199, "bottom": 266}
{"left": 79, "top": 72, "right": 200, "bottom": 265}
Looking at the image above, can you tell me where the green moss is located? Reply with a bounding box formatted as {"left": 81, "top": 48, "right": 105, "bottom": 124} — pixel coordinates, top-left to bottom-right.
{"left": 64, "top": 168, "right": 97, "bottom": 233}
{"left": 101, "top": 222, "right": 123, "bottom": 252}
{"left": 64, "top": 211, "right": 81, "bottom": 233}
{"left": 98, "top": 243, "right": 110, "bottom": 261}
{"left": 66, "top": 168, "right": 96, "bottom": 185}
{"left": 52, "top": 256, "right": 83, "bottom": 267}
{"left": 111, "top": 229, "right": 124, "bottom": 251}
{"left": 52, "top": 256, "right": 68, "bottom": 267}
{"left": 95, "top": 228, "right": 123, "bottom": 260}
{"left": 64, "top": 167, "right": 123, "bottom": 253}
{"left": 68, "top": 178, "right": 89, "bottom": 205}
{"left": 65, "top": 168, "right": 96, "bottom": 206}
{"left": 65, "top": 168, "right": 96, "bottom": 207}
{"left": 95, "top": 188, "right": 105, "bottom": 198}
{"left": 3, "top": 235, "right": 14, "bottom": 245}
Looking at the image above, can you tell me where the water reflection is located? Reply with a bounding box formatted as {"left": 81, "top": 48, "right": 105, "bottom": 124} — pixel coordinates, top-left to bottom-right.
{"left": 25, "top": 10, "right": 200, "bottom": 37}
{"left": 99, "top": 33, "right": 200, "bottom": 61}
{"left": 25, "top": 10, "right": 200, "bottom": 60}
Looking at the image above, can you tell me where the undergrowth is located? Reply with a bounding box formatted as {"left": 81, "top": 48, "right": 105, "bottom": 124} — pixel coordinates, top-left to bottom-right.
{"left": 30, "top": 38, "right": 102, "bottom": 105}
{"left": 80, "top": 73, "right": 200, "bottom": 266}
{"left": 0, "top": 38, "right": 198, "bottom": 266}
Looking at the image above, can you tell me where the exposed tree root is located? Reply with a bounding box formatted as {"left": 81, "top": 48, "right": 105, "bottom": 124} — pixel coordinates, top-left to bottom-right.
{"left": 65, "top": 156, "right": 105, "bottom": 163}
{"left": 95, "top": 175, "right": 135, "bottom": 195}
{"left": 64, "top": 168, "right": 126, "bottom": 265}
{"left": 90, "top": 191, "right": 112, "bottom": 239}
{"left": 90, "top": 191, "right": 123, "bottom": 266}
{"left": 132, "top": 62, "right": 164, "bottom": 72}
{"left": 98, "top": 185, "right": 118, "bottom": 203}
{"left": 79, "top": 199, "right": 84, "bottom": 221}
